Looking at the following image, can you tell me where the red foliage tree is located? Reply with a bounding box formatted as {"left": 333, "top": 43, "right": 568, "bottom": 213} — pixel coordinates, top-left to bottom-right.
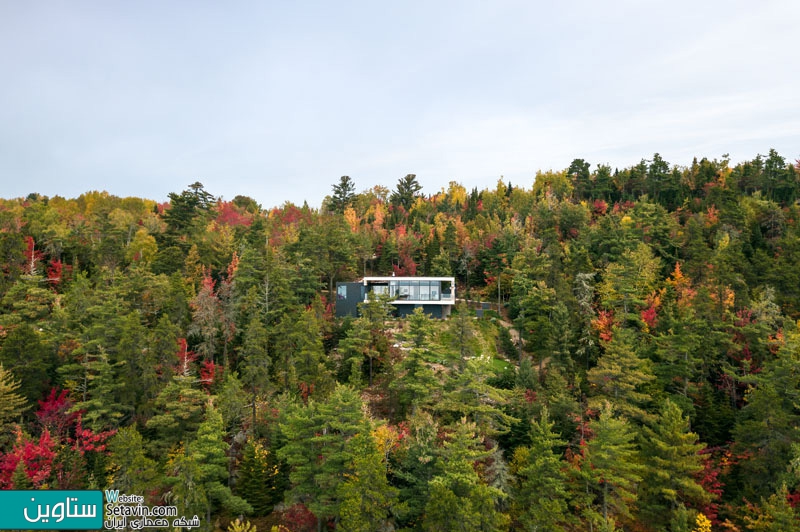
{"left": 0, "top": 427, "right": 56, "bottom": 488}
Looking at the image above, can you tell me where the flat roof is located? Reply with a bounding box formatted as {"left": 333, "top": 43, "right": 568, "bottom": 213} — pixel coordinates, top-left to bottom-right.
{"left": 362, "top": 276, "right": 455, "bottom": 283}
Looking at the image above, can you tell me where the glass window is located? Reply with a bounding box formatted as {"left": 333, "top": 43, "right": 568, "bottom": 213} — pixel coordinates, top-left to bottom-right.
{"left": 399, "top": 281, "right": 410, "bottom": 299}
{"left": 420, "top": 281, "right": 430, "bottom": 301}
{"left": 372, "top": 285, "right": 388, "bottom": 296}
{"left": 389, "top": 280, "right": 398, "bottom": 298}
{"left": 430, "top": 281, "right": 440, "bottom": 300}
{"left": 337, "top": 285, "right": 347, "bottom": 300}
{"left": 442, "top": 281, "right": 452, "bottom": 299}
{"left": 409, "top": 281, "right": 420, "bottom": 300}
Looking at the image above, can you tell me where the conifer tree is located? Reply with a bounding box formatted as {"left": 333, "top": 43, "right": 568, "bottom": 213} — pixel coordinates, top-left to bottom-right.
{"left": 422, "top": 419, "right": 509, "bottom": 532}
{"left": 240, "top": 315, "right": 271, "bottom": 425}
{"left": 638, "top": 399, "right": 709, "bottom": 528}
{"left": 587, "top": 327, "right": 655, "bottom": 422}
{"left": 510, "top": 407, "right": 570, "bottom": 531}
{"left": 237, "top": 439, "right": 284, "bottom": 516}
{"left": 390, "top": 347, "right": 439, "bottom": 417}
{"left": 188, "top": 402, "right": 253, "bottom": 522}
{"left": 0, "top": 363, "right": 27, "bottom": 450}
{"left": 407, "top": 306, "right": 433, "bottom": 348}
{"left": 278, "top": 384, "right": 364, "bottom": 530}
{"left": 145, "top": 375, "right": 207, "bottom": 454}
{"left": 106, "top": 426, "right": 160, "bottom": 502}
{"left": 582, "top": 403, "right": 644, "bottom": 530}
{"left": 743, "top": 483, "right": 800, "bottom": 531}
{"left": 337, "top": 429, "right": 401, "bottom": 532}
{"left": 329, "top": 176, "right": 356, "bottom": 215}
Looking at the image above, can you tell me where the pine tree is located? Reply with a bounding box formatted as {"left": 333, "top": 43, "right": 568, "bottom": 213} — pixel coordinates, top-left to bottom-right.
{"left": 106, "top": 426, "right": 160, "bottom": 502}
{"left": 638, "top": 399, "right": 709, "bottom": 528}
{"left": 587, "top": 327, "right": 655, "bottom": 422}
{"left": 0, "top": 363, "right": 28, "bottom": 451}
{"left": 422, "top": 419, "right": 509, "bottom": 532}
{"left": 583, "top": 402, "right": 644, "bottom": 530}
{"left": 145, "top": 375, "right": 207, "bottom": 454}
{"left": 510, "top": 407, "right": 570, "bottom": 531}
{"left": 337, "top": 318, "right": 373, "bottom": 386}
{"left": 407, "top": 306, "right": 433, "bottom": 348}
{"left": 435, "top": 356, "right": 517, "bottom": 437}
{"left": 743, "top": 483, "right": 800, "bottom": 531}
{"left": 239, "top": 315, "right": 271, "bottom": 426}
{"left": 237, "top": 439, "right": 283, "bottom": 516}
{"left": 390, "top": 347, "right": 439, "bottom": 416}
{"left": 733, "top": 325, "right": 800, "bottom": 501}
{"left": 390, "top": 174, "right": 423, "bottom": 211}
{"left": 330, "top": 176, "right": 356, "bottom": 215}
{"left": 448, "top": 303, "right": 479, "bottom": 366}
{"left": 188, "top": 402, "right": 253, "bottom": 523}
{"left": 337, "top": 429, "right": 401, "bottom": 532}
{"left": 278, "top": 385, "right": 364, "bottom": 529}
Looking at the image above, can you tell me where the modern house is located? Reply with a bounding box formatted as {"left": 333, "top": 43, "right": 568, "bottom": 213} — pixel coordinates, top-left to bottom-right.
{"left": 336, "top": 276, "right": 456, "bottom": 318}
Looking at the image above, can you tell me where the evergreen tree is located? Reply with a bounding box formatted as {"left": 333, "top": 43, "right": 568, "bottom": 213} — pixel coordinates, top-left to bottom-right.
{"left": 390, "top": 347, "right": 439, "bottom": 417}
{"left": 407, "top": 306, "right": 433, "bottom": 348}
{"left": 278, "top": 384, "right": 364, "bottom": 530}
{"left": 239, "top": 315, "right": 271, "bottom": 425}
{"left": 436, "top": 356, "right": 517, "bottom": 437}
{"left": 0, "top": 363, "right": 28, "bottom": 450}
{"left": 187, "top": 402, "right": 253, "bottom": 523}
{"left": 145, "top": 375, "right": 207, "bottom": 454}
{"left": 106, "top": 426, "right": 160, "bottom": 503}
{"left": 510, "top": 407, "right": 570, "bottom": 531}
{"left": 0, "top": 323, "right": 55, "bottom": 402}
{"left": 732, "top": 325, "right": 800, "bottom": 501}
{"left": 743, "top": 483, "right": 800, "bottom": 531}
{"left": 390, "top": 174, "right": 423, "bottom": 211}
{"left": 237, "top": 439, "right": 284, "bottom": 516}
{"left": 448, "top": 303, "right": 479, "bottom": 366}
{"left": 330, "top": 176, "right": 356, "bottom": 215}
{"left": 638, "top": 400, "right": 709, "bottom": 528}
{"left": 337, "top": 429, "right": 401, "bottom": 532}
{"left": 581, "top": 402, "right": 644, "bottom": 530}
{"left": 587, "top": 327, "right": 655, "bottom": 422}
{"left": 422, "top": 419, "right": 509, "bottom": 532}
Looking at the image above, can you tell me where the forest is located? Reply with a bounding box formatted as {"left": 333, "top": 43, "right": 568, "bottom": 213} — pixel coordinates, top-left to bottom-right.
{"left": 1, "top": 150, "right": 799, "bottom": 531}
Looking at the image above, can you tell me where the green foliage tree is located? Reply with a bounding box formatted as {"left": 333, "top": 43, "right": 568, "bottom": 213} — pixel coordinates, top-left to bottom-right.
{"left": 638, "top": 400, "right": 709, "bottom": 528}
{"left": 743, "top": 483, "right": 800, "bottom": 531}
{"left": 732, "top": 325, "right": 800, "bottom": 501}
{"left": 145, "top": 375, "right": 207, "bottom": 455}
{"left": 337, "top": 430, "right": 401, "bottom": 532}
{"left": 390, "top": 346, "right": 439, "bottom": 417}
{"left": 278, "top": 384, "right": 364, "bottom": 530}
{"left": 329, "top": 176, "right": 356, "bottom": 215}
{"left": 587, "top": 327, "right": 655, "bottom": 422}
{"left": 0, "top": 363, "right": 28, "bottom": 450}
{"left": 448, "top": 303, "right": 479, "bottom": 366}
{"left": 0, "top": 323, "right": 55, "bottom": 402}
{"left": 391, "top": 174, "right": 423, "bottom": 211}
{"left": 598, "top": 242, "right": 661, "bottom": 319}
{"left": 407, "top": 306, "right": 433, "bottom": 348}
{"left": 237, "top": 439, "right": 285, "bottom": 516}
{"left": 422, "top": 419, "right": 509, "bottom": 531}
{"left": 239, "top": 315, "right": 271, "bottom": 425}
{"left": 510, "top": 407, "right": 570, "bottom": 531}
{"left": 187, "top": 402, "right": 253, "bottom": 523}
{"left": 579, "top": 402, "right": 644, "bottom": 530}
{"left": 106, "top": 426, "right": 160, "bottom": 502}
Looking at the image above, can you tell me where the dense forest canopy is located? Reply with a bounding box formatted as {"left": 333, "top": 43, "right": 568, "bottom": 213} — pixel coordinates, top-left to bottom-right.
{"left": 1, "top": 150, "right": 800, "bottom": 531}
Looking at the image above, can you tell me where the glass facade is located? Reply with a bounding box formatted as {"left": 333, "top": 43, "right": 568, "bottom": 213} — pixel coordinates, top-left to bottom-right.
{"left": 370, "top": 279, "right": 453, "bottom": 301}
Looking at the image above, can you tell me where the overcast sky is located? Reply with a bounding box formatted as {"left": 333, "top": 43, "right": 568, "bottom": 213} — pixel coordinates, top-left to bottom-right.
{"left": 1, "top": 1, "right": 799, "bottom": 209}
